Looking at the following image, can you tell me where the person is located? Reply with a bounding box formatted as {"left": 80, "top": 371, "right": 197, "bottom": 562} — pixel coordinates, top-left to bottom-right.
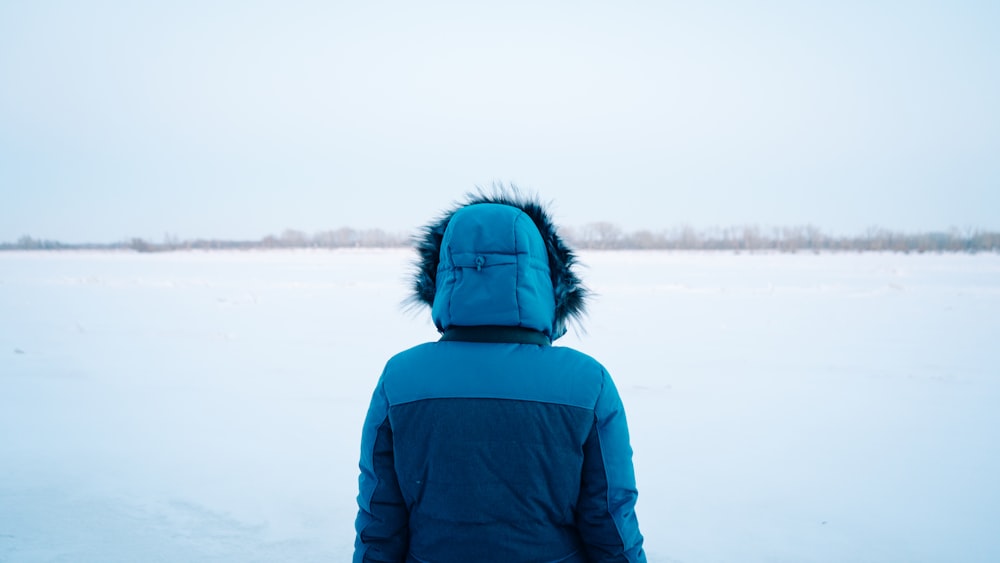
{"left": 354, "top": 190, "right": 646, "bottom": 563}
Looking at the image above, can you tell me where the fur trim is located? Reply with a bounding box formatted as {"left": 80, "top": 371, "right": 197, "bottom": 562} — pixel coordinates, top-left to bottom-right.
{"left": 409, "top": 185, "right": 588, "bottom": 338}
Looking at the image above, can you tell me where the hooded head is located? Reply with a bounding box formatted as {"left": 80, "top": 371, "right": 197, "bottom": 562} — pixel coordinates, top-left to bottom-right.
{"left": 410, "top": 190, "right": 587, "bottom": 341}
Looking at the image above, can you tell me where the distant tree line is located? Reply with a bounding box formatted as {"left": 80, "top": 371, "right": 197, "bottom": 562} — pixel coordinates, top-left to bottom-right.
{"left": 560, "top": 223, "right": 1000, "bottom": 253}
{"left": 3, "top": 225, "right": 998, "bottom": 253}
{"left": 0, "top": 229, "right": 410, "bottom": 253}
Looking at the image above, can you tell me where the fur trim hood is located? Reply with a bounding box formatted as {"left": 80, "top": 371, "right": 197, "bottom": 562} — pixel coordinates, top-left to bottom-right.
{"left": 410, "top": 190, "right": 588, "bottom": 341}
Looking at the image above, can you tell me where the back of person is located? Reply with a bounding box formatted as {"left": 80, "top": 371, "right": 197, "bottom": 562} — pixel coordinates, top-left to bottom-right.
{"left": 355, "top": 192, "right": 646, "bottom": 563}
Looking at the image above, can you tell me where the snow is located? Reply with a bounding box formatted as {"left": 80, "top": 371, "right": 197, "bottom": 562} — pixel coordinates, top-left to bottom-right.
{"left": 1, "top": 249, "right": 998, "bottom": 562}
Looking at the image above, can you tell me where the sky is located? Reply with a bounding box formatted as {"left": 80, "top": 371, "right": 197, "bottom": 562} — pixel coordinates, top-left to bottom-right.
{"left": 1, "top": 0, "right": 998, "bottom": 243}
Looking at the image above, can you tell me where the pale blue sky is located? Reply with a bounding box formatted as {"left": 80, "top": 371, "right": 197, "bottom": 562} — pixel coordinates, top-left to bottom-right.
{"left": 1, "top": 0, "right": 998, "bottom": 243}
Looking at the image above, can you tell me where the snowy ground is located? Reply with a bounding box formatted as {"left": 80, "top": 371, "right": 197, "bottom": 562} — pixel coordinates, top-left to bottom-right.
{"left": 1, "top": 249, "right": 998, "bottom": 563}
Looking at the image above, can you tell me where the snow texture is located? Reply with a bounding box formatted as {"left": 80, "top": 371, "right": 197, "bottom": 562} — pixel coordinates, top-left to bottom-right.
{"left": 1, "top": 249, "right": 998, "bottom": 563}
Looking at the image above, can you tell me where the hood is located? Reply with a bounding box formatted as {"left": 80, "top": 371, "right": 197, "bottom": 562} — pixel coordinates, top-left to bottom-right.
{"left": 410, "top": 191, "right": 587, "bottom": 341}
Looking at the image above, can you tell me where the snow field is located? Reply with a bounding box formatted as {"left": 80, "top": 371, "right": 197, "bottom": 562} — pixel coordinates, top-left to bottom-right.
{"left": 1, "top": 249, "right": 998, "bottom": 562}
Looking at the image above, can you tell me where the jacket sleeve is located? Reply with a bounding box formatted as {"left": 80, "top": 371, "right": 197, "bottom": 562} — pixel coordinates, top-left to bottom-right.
{"left": 575, "top": 370, "right": 646, "bottom": 563}
{"left": 354, "top": 378, "right": 409, "bottom": 563}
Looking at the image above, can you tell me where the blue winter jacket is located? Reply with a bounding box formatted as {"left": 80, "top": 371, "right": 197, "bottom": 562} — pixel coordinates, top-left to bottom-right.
{"left": 355, "top": 197, "right": 646, "bottom": 563}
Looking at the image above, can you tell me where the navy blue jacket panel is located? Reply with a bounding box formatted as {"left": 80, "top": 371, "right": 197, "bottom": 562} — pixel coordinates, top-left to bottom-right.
{"left": 355, "top": 340, "right": 645, "bottom": 563}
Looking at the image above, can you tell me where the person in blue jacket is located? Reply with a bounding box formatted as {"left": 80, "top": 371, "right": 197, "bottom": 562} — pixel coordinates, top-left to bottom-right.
{"left": 354, "top": 190, "right": 646, "bottom": 563}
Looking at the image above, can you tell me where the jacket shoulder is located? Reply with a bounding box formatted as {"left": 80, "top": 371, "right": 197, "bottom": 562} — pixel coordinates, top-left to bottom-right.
{"left": 381, "top": 342, "right": 610, "bottom": 410}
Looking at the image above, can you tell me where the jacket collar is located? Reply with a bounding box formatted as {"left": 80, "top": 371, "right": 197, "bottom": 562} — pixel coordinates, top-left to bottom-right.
{"left": 439, "top": 326, "right": 550, "bottom": 346}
